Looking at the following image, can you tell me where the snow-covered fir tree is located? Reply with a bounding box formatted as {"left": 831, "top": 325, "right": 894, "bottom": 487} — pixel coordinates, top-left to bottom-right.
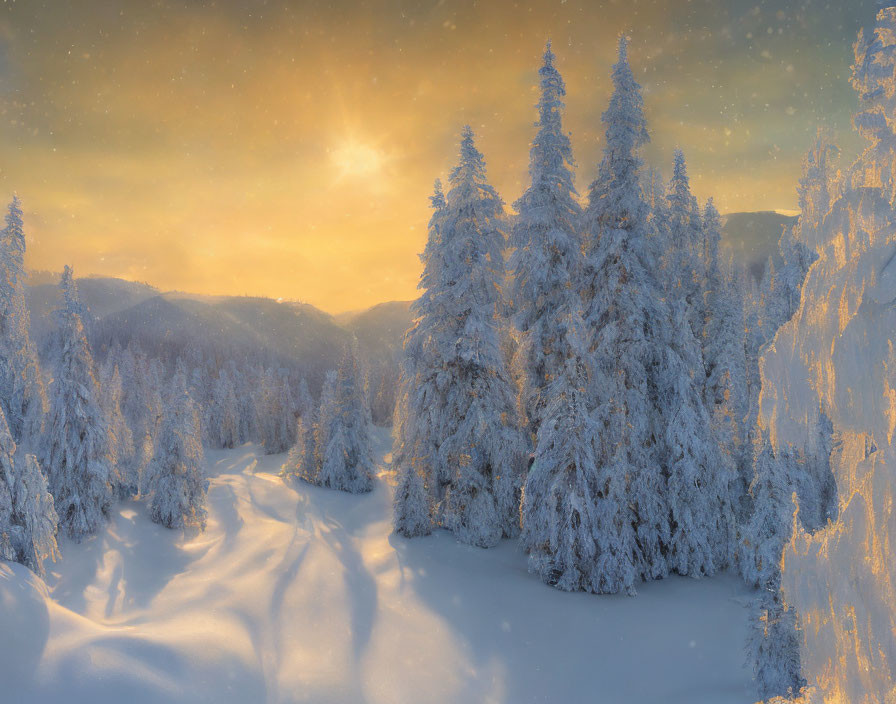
{"left": 392, "top": 181, "right": 447, "bottom": 538}
{"left": 664, "top": 149, "right": 706, "bottom": 337}
{"left": 144, "top": 366, "right": 207, "bottom": 530}
{"left": 281, "top": 411, "right": 317, "bottom": 484}
{"left": 740, "top": 430, "right": 798, "bottom": 589}
{"left": 659, "top": 296, "right": 733, "bottom": 575}
{"left": 42, "top": 266, "right": 113, "bottom": 540}
{"left": 703, "top": 201, "right": 751, "bottom": 511}
{"left": 100, "top": 359, "right": 136, "bottom": 498}
{"left": 580, "top": 35, "right": 671, "bottom": 582}
{"left": 211, "top": 368, "right": 240, "bottom": 449}
{"left": 0, "top": 196, "right": 46, "bottom": 446}
{"left": 740, "top": 429, "right": 806, "bottom": 700}
{"left": 509, "top": 42, "right": 583, "bottom": 441}
{"left": 314, "top": 345, "right": 375, "bottom": 494}
{"left": 425, "top": 128, "right": 525, "bottom": 546}
{"left": 748, "top": 586, "right": 806, "bottom": 702}
{"left": 0, "top": 403, "right": 58, "bottom": 575}
{"left": 258, "top": 367, "right": 295, "bottom": 455}
{"left": 522, "top": 307, "right": 637, "bottom": 594}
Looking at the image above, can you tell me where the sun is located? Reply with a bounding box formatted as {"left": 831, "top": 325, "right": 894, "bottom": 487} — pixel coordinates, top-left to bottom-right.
{"left": 330, "top": 139, "right": 385, "bottom": 179}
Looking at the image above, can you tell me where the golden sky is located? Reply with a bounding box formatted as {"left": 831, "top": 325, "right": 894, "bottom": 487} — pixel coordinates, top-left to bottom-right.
{"left": 0, "top": 0, "right": 877, "bottom": 312}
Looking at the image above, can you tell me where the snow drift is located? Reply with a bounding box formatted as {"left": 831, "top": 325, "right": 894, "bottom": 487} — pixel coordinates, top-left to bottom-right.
{"left": 1, "top": 430, "right": 757, "bottom": 703}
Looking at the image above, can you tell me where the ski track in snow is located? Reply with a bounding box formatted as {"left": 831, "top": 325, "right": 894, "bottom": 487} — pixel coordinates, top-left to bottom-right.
{"left": 0, "top": 427, "right": 758, "bottom": 703}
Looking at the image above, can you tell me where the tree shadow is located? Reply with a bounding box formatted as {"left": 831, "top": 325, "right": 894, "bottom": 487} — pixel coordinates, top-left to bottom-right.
{"left": 47, "top": 500, "right": 204, "bottom": 619}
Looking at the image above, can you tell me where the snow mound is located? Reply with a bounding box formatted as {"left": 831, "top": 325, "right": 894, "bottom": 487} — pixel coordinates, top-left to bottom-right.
{"left": 1, "top": 429, "right": 757, "bottom": 703}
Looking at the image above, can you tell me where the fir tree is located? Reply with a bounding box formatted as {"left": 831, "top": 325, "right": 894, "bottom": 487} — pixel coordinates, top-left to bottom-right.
{"left": 1, "top": 405, "right": 59, "bottom": 576}
{"left": 509, "top": 42, "right": 583, "bottom": 440}
{"left": 522, "top": 309, "right": 637, "bottom": 594}
{"left": 747, "top": 586, "right": 806, "bottom": 701}
{"left": 394, "top": 131, "right": 525, "bottom": 547}
{"left": 392, "top": 182, "right": 447, "bottom": 538}
{"left": 43, "top": 266, "right": 113, "bottom": 540}
{"left": 740, "top": 431, "right": 797, "bottom": 589}
{"left": 580, "top": 36, "right": 672, "bottom": 581}
{"left": 434, "top": 128, "right": 525, "bottom": 546}
{"left": 144, "top": 366, "right": 207, "bottom": 530}
{"left": 101, "top": 360, "right": 136, "bottom": 498}
{"left": 0, "top": 196, "right": 46, "bottom": 446}
{"left": 315, "top": 345, "right": 375, "bottom": 494}
{"left": 664, "top": 150, "right": 705, "bottom": 337}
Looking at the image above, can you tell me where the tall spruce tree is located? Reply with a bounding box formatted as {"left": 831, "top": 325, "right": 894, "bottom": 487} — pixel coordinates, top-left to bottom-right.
{"left": 0, "top": 403, "right": 58, "bottom": 575}
{"left": 43, "top": 266, "right": 113, "bottom": 540}
{"left": 315, "top": 345, "right": 375, "bottom": 494}
{"left": 393, "top": 130, "right": 525, "bottom": 547}
{"left": 509, "top": 42, "right": 583, "bottom": 441}
{"left": 0, "top": 196, "right": 46, "bottom": 446}
{"left": 580, "top": 36, "right": 672, "bottom": 582}
{"left": 392, "top": 181, "right": 447, "bottom": 538}
{"left": 144, "top": 366, "right": 207, "bottom": 530}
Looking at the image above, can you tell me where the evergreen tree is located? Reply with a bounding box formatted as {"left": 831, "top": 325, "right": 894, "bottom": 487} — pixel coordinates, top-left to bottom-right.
{"left": 144, "top": 366, "right": 207, "bottom": 530}
{"left": 509, "top": 42, "right": 583, "bottom": 440}
{"left": 42, "top": 266, "right": 114, "bottom": 540}
{"left": 522, "top": 309, "right": 637, "bottom": 594}
{"left": 0, "top": 196, "right": 46, "bottom": 445}
{"left": 211, "top": 369, "right": 240, "bottom": 449}
{"left": 740, "top": 432, "right": 797, "bottom": 589}
{"left": 435, "top": 128, "right": 525, "bottom": 546}
{"left": 315, "top": 346, "right": 375, "bottom": 494}
{"left": 281, "top": 412, "right": 317, "bottom": 484}
{"left": 704, "top": 201, "right": 751, "bottom": 513}
{"left": 101, "top": 360, "right": 136, "bottom": 497}
{"left": 747, "top": 586, "right": 806, "bottom": 701}
{"left": 13, "top": 452, "right": 59, "bottom": 575}
{"left": 580, "top": 36, "right": 672, "bottom": 581}
{"left": 392, "top": 182, "right": 447, "bottom": 538}
{"left": 394, "top": 130, "right": 525, "bottom": 547}
{"left": 0, "top": 405, "right": 57, "bottom": 574}
{"left": 740, "top": 429, "right": 806, "bottom": 700}
{"left": 664, "top": 150, "right": 705, "bottom": 337}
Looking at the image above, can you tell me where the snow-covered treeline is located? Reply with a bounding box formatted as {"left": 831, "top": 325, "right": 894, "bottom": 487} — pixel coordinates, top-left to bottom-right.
{"left": 389, "top": 37, "right": 844, "bottom": 703}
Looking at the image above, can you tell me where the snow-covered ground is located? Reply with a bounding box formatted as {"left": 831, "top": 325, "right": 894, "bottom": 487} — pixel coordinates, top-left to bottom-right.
{"left": 0, "top": 428, "right": 758, "bottom": 704}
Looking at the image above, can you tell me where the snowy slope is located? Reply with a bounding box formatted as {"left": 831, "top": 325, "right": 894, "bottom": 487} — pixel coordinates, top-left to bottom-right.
{"left": 0, "top": 429, "right": 758, "bottom": 704}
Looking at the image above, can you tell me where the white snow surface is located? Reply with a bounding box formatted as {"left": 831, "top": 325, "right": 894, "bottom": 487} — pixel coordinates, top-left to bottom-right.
{"left": 1, "top": 428, "right": 757, "bottom": 703}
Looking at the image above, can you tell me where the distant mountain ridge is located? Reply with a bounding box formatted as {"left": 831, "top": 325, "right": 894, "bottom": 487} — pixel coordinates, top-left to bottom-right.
{"left": 721, "top": 211, "right": 798, "bottom": 281}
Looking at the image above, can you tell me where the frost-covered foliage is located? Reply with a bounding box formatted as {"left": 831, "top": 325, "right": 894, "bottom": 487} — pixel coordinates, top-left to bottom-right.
{"left": 704, "top": 201, "right": 751, "bottom": 507}
{"left": 0, "top": 196, "right": 46, "bottom": 446}
{"left": 313, "top": 346, "right": 375, "bottom": 494}
{"left": 748, "top": 587, "right": 806, "bottom": 702}
{"left": 144, "top": 366, "right": 207, "bottom": 530}
{"left": 100, "top": 359, "right": 136, "bottom": 498}
{"left": 572, "top": 37, "right": 730, "bottom": 587}
{"left": 0, "top": 404, "right": 58, "bottom": 575}
{"left": 42, "top": 267, "right": 113, "bottom": 541}
{"left": 211, "top": 367, "right": 240, "bottom": 449}
{"left": 393, "top": 129, "right": 525, "bottom": 547}
{"left": 740, "top": 432, "right": 798, "bottom": 590}
{"left": 758, "top": 7, "right": 896, "bottom": 701}
{"left": 663, "top": 150, "right": 706, "bottom": 337}
{"left": 509, "top": 42, "right": 583, "bottom": 440}
{"left": 257, "top": 367, "right": 295, "bottom": 455}
{"left": 392, "top": 182, "right": 446, "bottom": 538}
{"left": 522, "top": 309, "right": 637, "bottom": 594}
{"left": 282, "top": 412, "right": 317, "bottom": 483}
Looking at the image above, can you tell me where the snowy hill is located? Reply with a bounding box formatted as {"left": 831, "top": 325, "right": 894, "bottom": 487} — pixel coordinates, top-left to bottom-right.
{"left": 721, "top": 212, "right": 798, "bottom": 281}
{"left": 0, "top": 430, "right": 758, "bottom": 703}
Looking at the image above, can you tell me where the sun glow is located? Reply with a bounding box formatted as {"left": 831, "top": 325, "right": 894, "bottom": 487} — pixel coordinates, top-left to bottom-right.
{"left": 330, "top": 139, "right": 386, "bottom": 179}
